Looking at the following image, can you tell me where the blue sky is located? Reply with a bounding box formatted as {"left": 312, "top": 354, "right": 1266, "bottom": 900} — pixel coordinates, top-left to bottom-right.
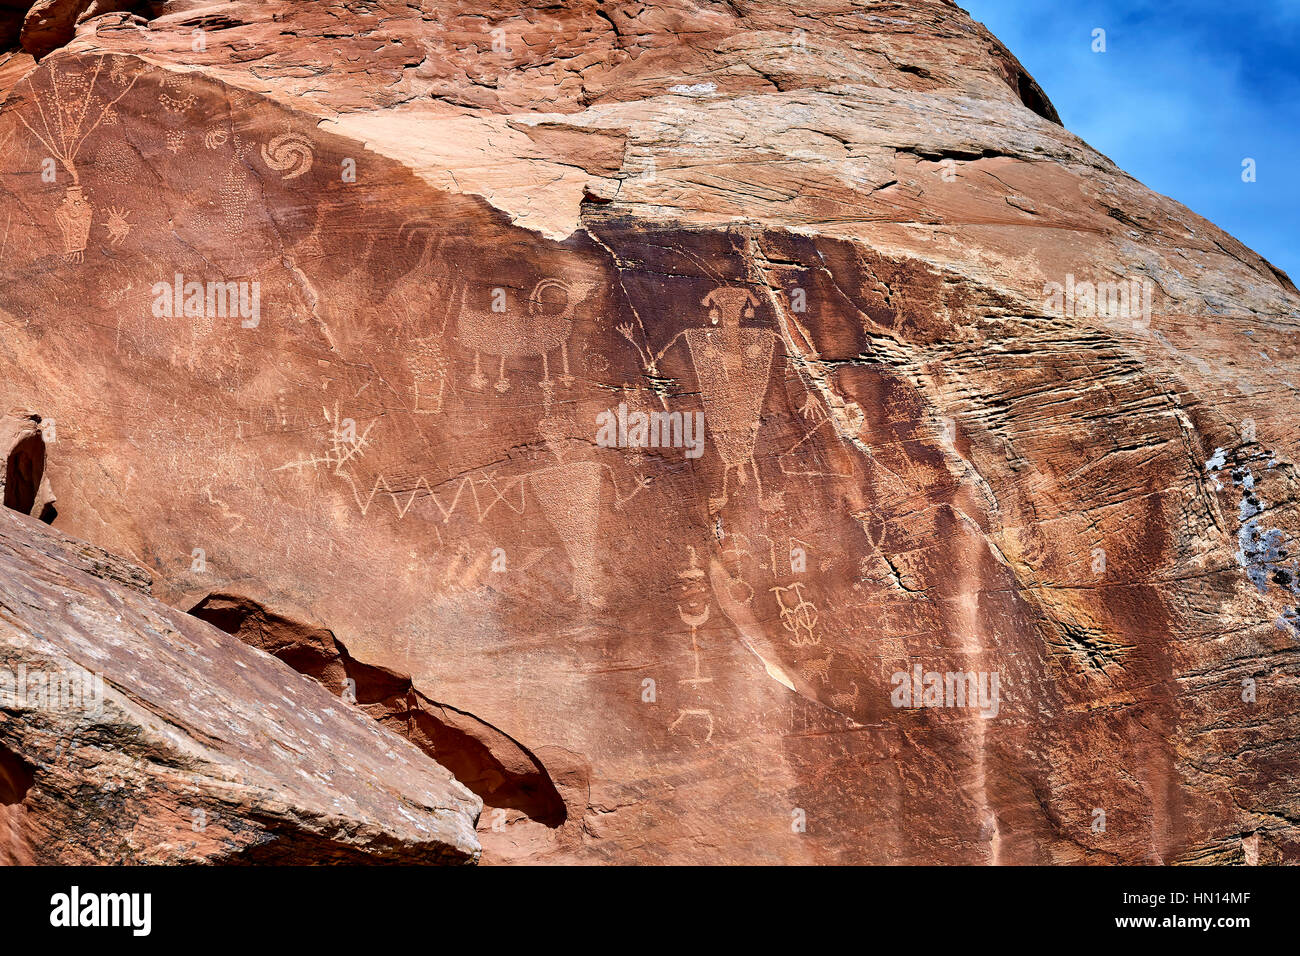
{"left": 961, "top": 0, "right": 1300, "bottom": 281}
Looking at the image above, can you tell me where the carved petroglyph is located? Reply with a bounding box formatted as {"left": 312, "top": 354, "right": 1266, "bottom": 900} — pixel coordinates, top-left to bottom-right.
{"left": 410, "top": 335, "right": 450, "bottom": 414}
{"left": 778, "top": 410, "right": 856, "bottom": 480}
{"left": 13, "top": 57, "right": 140, "bottom": 262}
{"left": 621, "top": 285, "right": 784, "bottom": 511}
{"left": 398, "top": 219, "right": 448, "bottom": 272}
{"left": 457, "top": 279, "right": 594, "bottom": 394}
{"left": 91, "top": 141, "right": 143, "bottom": 186}
{"left": 103, "top": 206, "right": 131, "bottom": 246}
{"left": 184, "top": 125, "right": 259, "bottom": 243}
{"left": 157, "top": 76, "right": 196, "bottom": 114}
{"left": 274, "top": 404, "right": 647, "bottom": 603}
{"left": 798, "top": 393, "right": 826, "bottom": 422}
{"left": 201, "top": 486, "right": 246, "bottom": 534}
{"left": 770, "top": 582, "right": 820, "bottom": 647}
{"left": 668, "top": 547, "right": 725, "bottom": 747}
{"left": 390, "top": 286, "right": 456, "bottom": 416}
{"left": 158, "top": 76, "right": 197, "bottom": 153}
{"left": 274, "top": 404, "right": 375, "bottom": 477}
{"left": 53, "top": 188, "right": 92, "bottom": 263}
{"left": 828, "top": 681, "right": 859, "bottom": 712}
{"left": 523, "top": 418, "right": 650, "bottom": 603}
{"left": 668, "top": 708, "right": 714, "bottom": 744}
{"left": 527, "top": 461, "right": 604, "bottom": 603}
{"left": 801, "top": 654, "right": 831, "bottom": 686}
{"left": 260, "top": 133, "right": 314, "bottom": 180}
{"left": 676, "top": 547, "right": 714, "bottom": 689}
{"left": 218, "top": 159, "right": 254, "bottom": 243}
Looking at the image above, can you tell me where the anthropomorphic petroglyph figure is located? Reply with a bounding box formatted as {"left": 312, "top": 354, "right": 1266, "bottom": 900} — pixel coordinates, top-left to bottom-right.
{"left": 13, "top": 57, "right": 139, "bottom": 263}
{"left": 409, "top": 334, "right": 449, "bottom": 414}
{"left": 668, "top": 547, "right": 718, "bottom": 746}
{"left": 54, "top": 187, "right": 92, "bottom": 262}
{"left": 620, "top": 286, "right": 780, "bottom": 511}
{"left": 676, "top": 546, "right": 714, "bottom": 689}
{"left": 458, "top": 278, "right": 596, "bottom": 394}
{"left": 525, "top": 414, "right": 648, "bottom": 605}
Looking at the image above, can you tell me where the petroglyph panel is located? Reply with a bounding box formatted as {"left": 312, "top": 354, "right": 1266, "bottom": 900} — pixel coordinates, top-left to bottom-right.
{"left": 1, "top": 0, "right": 1298, "bottom": 866}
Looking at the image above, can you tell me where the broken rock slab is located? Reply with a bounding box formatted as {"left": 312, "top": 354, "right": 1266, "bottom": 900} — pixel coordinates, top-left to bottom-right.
{"left": 0, "top": 505, "right": 482, "bottom": 864}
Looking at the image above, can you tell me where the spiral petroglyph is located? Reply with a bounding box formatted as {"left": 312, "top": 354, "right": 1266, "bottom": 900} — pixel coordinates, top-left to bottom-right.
{"left": 259, "top": 133, "right": 314, "bottom": 179}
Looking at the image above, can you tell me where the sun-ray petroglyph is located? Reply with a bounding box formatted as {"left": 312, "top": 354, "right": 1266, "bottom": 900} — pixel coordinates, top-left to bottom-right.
{"left": 104, "top": 206, "right": 132, "bottom": 246}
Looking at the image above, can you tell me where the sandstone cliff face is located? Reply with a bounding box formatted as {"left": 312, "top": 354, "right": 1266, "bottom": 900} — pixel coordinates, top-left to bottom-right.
{"left": 0, "top": 1, "right": 1297, "bottom": 864}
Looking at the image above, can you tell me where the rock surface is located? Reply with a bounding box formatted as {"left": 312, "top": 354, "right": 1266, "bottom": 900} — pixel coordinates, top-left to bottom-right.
{"left": 0, "top": 0, "right": 1298, "bottom": 863}
{"left": 0, "top": 506, "right": 482, "bottom": 864}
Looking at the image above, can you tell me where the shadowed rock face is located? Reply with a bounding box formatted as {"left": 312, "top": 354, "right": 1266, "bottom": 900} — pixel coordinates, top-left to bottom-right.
{"left": 1, "top": 411, "right": 55, "bottom": 522}
{"left": 0, "top": 507, "right": 482, "bottom": 864}
{"left": 0, "top": 0, "right": 1297, "bottom": 864}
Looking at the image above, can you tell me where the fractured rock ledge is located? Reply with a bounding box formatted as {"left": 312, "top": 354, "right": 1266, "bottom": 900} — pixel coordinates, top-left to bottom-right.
{"left": 0, "top": 506, "right": 481, "bottom": 864}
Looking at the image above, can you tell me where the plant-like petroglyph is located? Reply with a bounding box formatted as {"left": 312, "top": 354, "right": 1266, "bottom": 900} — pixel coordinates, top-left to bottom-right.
{"left": 13, "top": 56, "right": 140, "bottom": 262}
{"left": 274, "top": 405, "right": 648, "bottom": 604}
{"left": 274, "top": 404, "right": 376, "bottom": 477}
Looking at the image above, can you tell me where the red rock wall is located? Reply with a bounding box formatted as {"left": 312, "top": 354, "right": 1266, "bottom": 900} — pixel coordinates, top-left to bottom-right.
{"left": 1, "top": 1, "right": 1297, "bottom": 863}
